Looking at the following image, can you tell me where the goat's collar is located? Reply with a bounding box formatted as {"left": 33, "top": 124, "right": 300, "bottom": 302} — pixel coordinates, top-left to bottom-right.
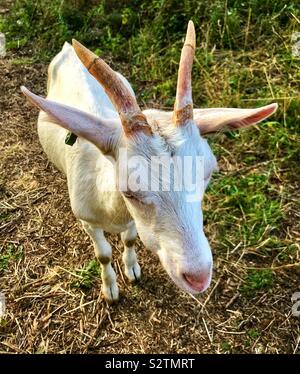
{"left": 65, "top": 132, "right": 78, "bottom": 146}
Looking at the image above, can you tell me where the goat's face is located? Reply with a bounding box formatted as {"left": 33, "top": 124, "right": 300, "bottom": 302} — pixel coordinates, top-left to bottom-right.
{"left": 21, "top": 21, "right": 277, "bottom": 295}
{"left": 116, "top": 121, "right": 218, "bottom": 293}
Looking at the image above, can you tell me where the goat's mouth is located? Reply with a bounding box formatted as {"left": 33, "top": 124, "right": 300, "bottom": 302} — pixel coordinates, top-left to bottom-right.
{"left": 182, "top": 273, "right": 211, "bottom": 293}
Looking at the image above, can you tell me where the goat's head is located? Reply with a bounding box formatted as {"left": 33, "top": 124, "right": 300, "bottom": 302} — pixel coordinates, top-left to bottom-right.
{"left": 21, "top": 21, "right": 277, "bottom": 295}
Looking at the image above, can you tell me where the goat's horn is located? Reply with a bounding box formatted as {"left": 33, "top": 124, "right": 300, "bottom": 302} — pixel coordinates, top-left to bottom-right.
{"left": 72, "top": 39, "right": 152, "bottom": 137}
{"left": 173, "top": 20, "right": 196, "bottom": 126}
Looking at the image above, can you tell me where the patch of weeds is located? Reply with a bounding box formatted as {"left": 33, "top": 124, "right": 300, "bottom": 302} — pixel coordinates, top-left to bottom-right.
{"left": 277, "top": 243, "right": 299, "bottom": 262}
{"left": 259, "top": 122, "right": 299, "bottom": 161}
{"left": 248, "top": 329, "right": 260, "bottom": 340}
{"left": 131, "top": 284, "right": 144, "bottom": 301}
{"left": 0, "top": 243, "right": 23, "bottom": 274}
{"left": 0, "top": 212, "right": 12, "bottom": 223}
{"left": 206, "top": 170, "right": 283, "bottom": 247}
{"left": 221, "top": 340, "right": 231, "bottom": 352}
{"left": 243, "top": 154, "right": 259, "bottom": 165}
{"left": 241, "top": 269, "right": 274, "bottom": 297}
{"left": 71, "top": 259, "right": 100, "bottom": 290}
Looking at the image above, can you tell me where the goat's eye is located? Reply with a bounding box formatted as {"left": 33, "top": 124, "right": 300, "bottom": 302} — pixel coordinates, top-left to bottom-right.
{"left": 123, "top": 192, "right": 140, "bottom": 202}
{"left": 123, "top": 192, "right": 148, "bottom": 206}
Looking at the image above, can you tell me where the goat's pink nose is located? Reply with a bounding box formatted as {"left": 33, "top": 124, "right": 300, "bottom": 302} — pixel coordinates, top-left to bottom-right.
{"left": 183, "top": 271, "right": 211, "bottom": 293}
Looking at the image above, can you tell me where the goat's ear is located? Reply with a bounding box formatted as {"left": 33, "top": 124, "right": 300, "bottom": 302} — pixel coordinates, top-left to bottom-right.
{"left": 194, "top": 103, "right": 278, "bottom": 135}
{"left": 21, "top": 86, "right": 120, "bottom": 157}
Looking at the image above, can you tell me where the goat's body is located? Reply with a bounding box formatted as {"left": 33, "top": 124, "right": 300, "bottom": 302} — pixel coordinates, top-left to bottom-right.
{"left": 38, "top": 43, "right": 132, "bottom": 233}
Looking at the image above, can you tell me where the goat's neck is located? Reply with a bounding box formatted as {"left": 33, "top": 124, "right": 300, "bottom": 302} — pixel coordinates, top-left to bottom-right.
{"left": 93, "top": 160, "right": 133, "bottom": 229}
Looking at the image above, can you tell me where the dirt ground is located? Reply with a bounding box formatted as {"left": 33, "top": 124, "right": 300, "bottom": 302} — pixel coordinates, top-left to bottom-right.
{"left": 0, "top": 55, "right": 299, "bottom": 354}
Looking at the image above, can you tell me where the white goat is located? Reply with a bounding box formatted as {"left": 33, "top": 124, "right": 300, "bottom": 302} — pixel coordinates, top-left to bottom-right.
{"left": 21, "top": 21, "right": 277, "bottom": 303}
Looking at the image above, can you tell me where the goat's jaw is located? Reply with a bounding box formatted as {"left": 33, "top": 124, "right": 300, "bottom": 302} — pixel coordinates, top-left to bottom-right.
{"left": 131, "top": 217, "right": 213, "bottom": 295}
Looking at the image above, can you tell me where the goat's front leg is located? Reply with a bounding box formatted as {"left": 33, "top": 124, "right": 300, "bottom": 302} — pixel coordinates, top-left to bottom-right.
{"left": 81, "top": 221, "right": 118, "bottom": 303}
{"left": 121, "top": 222, "right": 141, "bottom": 282}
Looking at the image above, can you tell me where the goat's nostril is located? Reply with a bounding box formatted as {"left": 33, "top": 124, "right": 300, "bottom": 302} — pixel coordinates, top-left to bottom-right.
{"left": 183, "top": 271, "right": 211, "bottom": 292}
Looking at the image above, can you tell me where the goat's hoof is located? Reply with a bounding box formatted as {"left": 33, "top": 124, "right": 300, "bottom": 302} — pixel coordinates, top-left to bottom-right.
{"left": 102, "top": 283, "right": 119, "bottom": 304}
{"left": 125, "top": 263, "right": 141, "bottom": 283}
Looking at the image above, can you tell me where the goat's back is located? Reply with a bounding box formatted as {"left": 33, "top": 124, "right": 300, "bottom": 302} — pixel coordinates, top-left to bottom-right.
{"left": 36, "top": 43, "right": 134, "bottom": 229}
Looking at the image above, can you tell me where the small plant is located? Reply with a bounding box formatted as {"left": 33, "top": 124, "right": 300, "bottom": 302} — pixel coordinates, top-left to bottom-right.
{"left": 0, "top": 243, "right": 23, "bottom": 274}
{"left": 241, "top": 269, "right": 274, "bottom": 297}
{"left": 71, "top": 259, "right": 101, "bottom": 290}
{"left": 221, "top": 340, "right": 231, "bottom": 352}
{"left": 248, "top": 329, "right": 260, "bottom": 340}
{"left": 0, "top": 212, "right": 12, "bottom": 223}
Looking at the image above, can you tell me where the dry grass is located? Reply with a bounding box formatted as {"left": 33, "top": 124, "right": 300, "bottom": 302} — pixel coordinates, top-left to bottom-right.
{"left": 0, "top": 47, "right": 299, "bottom": 354}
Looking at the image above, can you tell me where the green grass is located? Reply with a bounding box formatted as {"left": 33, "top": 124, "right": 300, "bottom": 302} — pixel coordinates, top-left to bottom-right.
{"left": 205, "top": 168, "right": 283, "bottom": 248}
{"left": 1, "top": 1, "right": 299, "bottom": 100}
{"left": 1, "top": 2, "right": 299, "bottom": 119}
{"left": 0, "top": 243, "right": 23, "bottom": 274}
{"left": 247, "top": 329, "right": 261, "bottom": 340}
{"left": 241, "top": 269, "right": 274, "bottom": 297}
{"left": 220, "top": 340, "right": 231, "bottom": 352}
{"left": 71, "top": 259, "right": 101, "bottom": 290}
{"left": 0, "top": 212, "right": 12, "bottom": 223}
